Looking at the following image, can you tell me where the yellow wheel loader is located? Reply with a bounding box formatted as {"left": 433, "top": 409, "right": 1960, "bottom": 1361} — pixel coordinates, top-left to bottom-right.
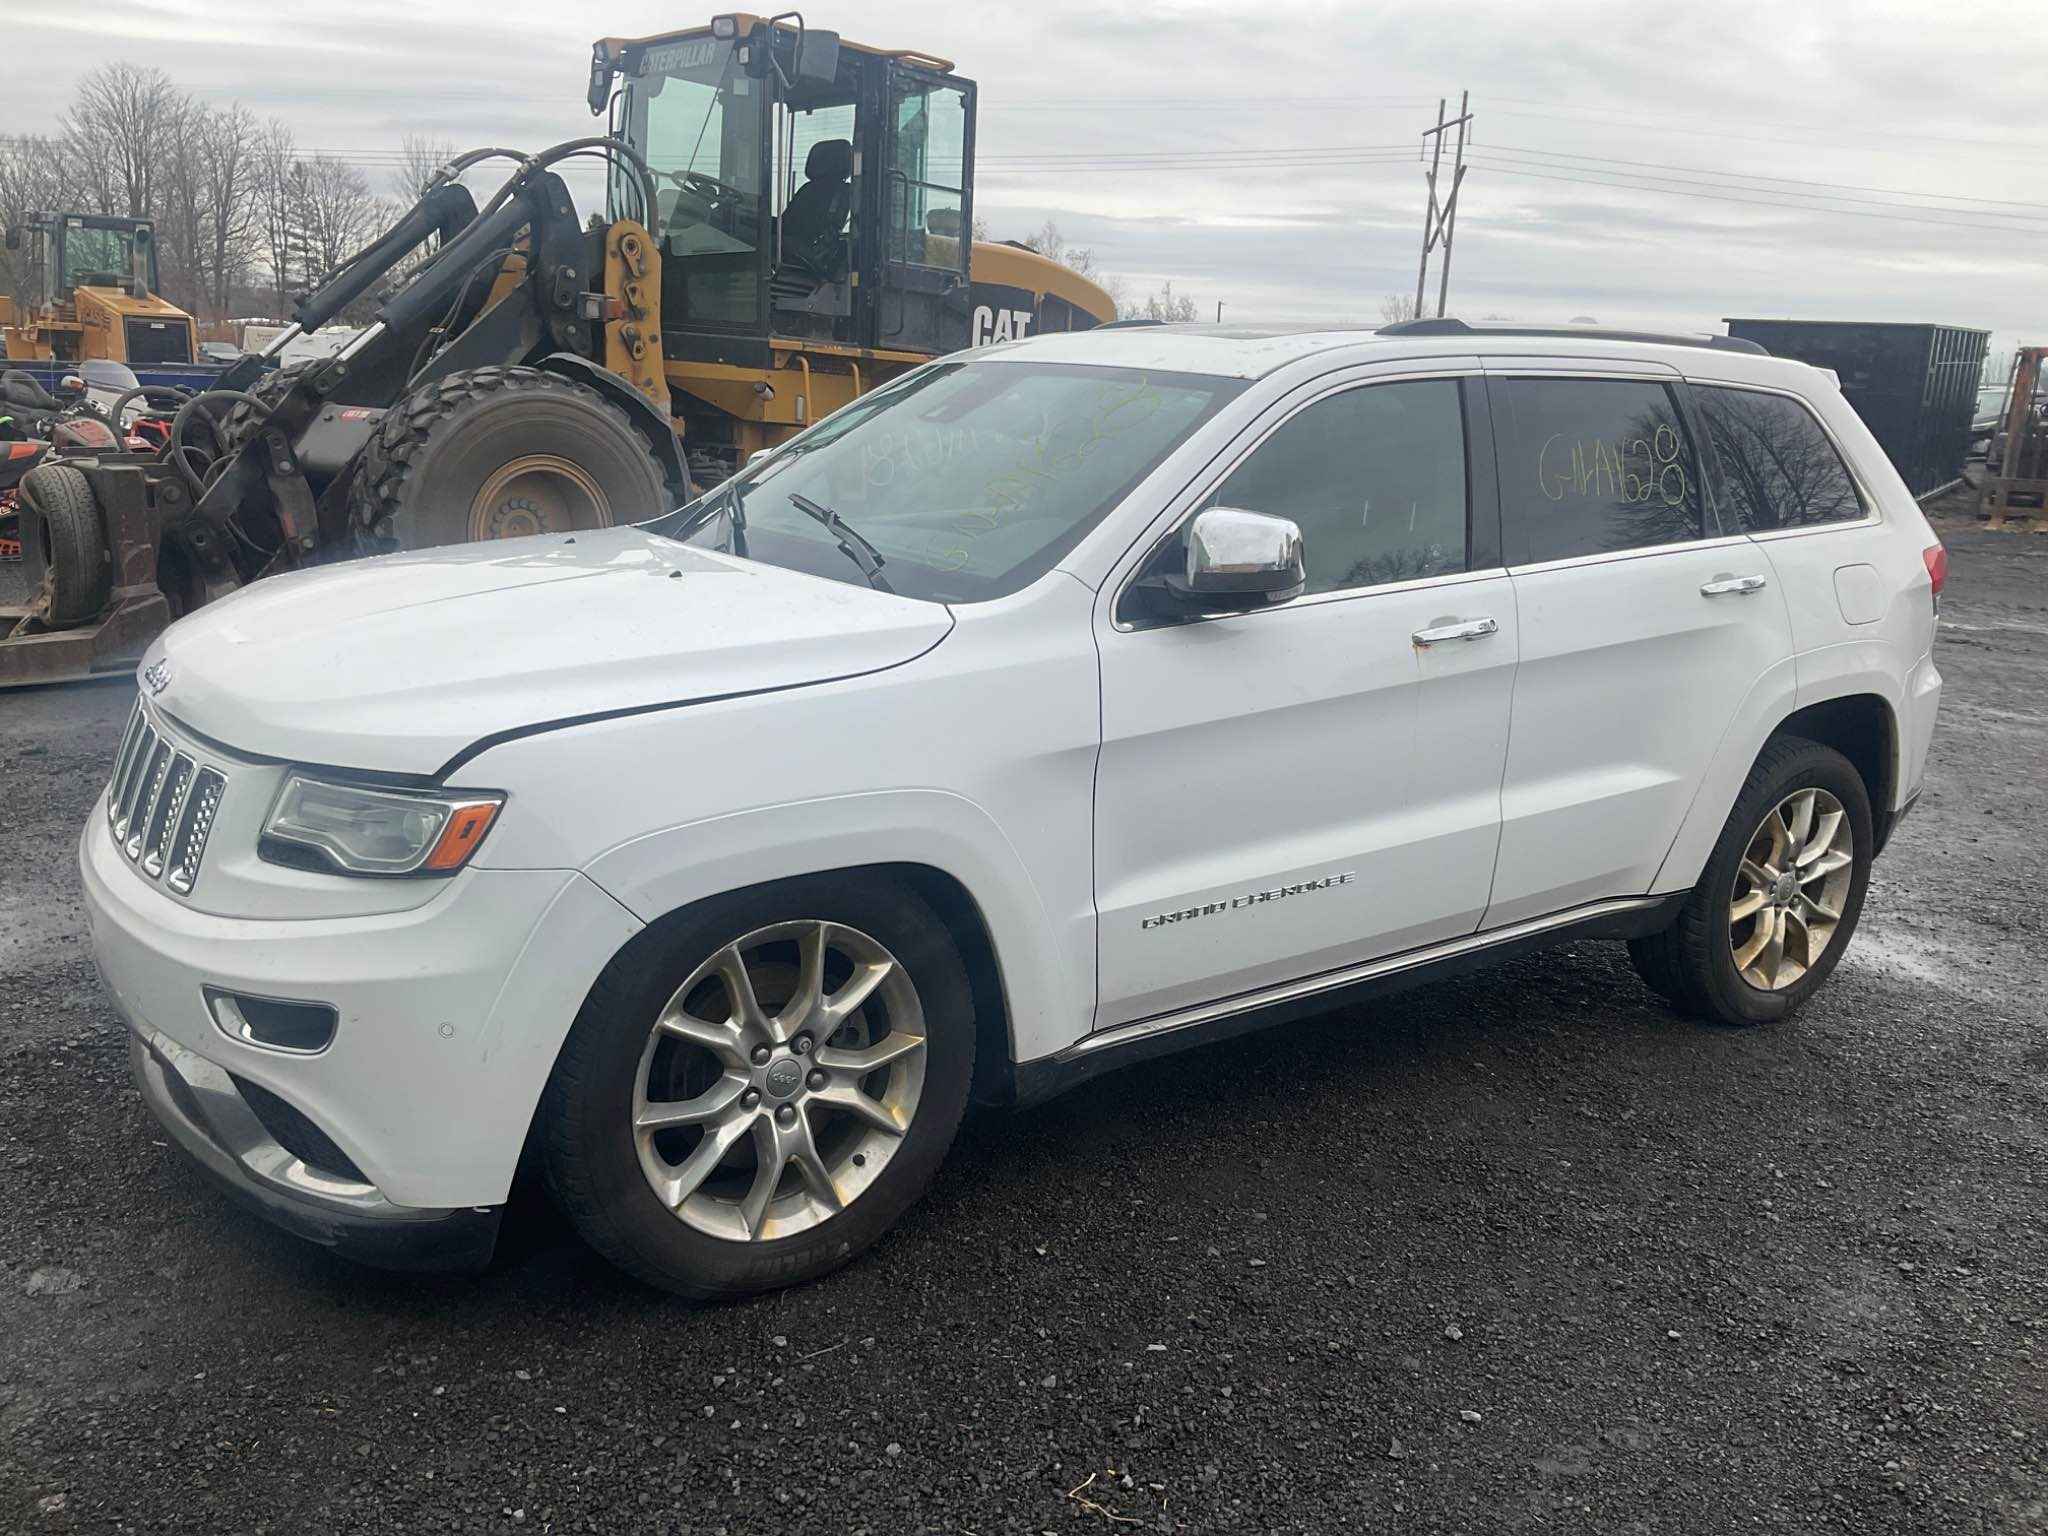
{"left": 0, "top": 13, "right": 1116, "bottom": 686}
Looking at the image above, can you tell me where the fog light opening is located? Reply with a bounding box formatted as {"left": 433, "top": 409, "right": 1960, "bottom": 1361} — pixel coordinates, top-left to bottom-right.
{"left": 206, "top": 989, "right": 339, "bottom": 1055}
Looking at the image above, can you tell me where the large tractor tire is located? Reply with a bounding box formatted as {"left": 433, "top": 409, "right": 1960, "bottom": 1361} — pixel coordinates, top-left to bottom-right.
{"left": 19, "top": 464, "right": 112, "bottom": 627}
{"left": 216, "top": 360, "right": 316, "bottom": 451}
{"left": 350, "top": 366, "right": 670, "bottom": 552}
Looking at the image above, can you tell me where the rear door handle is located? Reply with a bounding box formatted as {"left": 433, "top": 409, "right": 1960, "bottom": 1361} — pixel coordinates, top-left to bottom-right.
{"left": 1412, "top": 617, "right": 1499, "bottom": 646}
{"left": 1701, "top": 574, "right": 1768, "bottom": 596}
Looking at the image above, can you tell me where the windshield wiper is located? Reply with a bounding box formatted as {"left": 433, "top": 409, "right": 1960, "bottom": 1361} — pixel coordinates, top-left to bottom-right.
{"left": 669, "top": 477, "right": 747, "bottom": 557}
{"left": 789, "top": 493, "right": 892, "bottom": 593}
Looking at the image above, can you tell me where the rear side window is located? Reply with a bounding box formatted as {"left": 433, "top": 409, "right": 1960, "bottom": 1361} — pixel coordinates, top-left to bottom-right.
{"left": 1203, "top": 379, "right": 1468, "bottom": 595}
{"left": 1695, "top": 385, "right": 1866, "bottom": 532}
{"left": 1491, "top": 378, "right": 1705, "bottom": 564}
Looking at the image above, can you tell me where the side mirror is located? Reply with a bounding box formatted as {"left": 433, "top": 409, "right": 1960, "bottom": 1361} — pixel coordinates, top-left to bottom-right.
{"left": 795, "top": 29, "right": 841, "bottom": 83}
{"left": 1163, "top": 507, "right": 1305, "bottom": 611}
{"left": 587, "top": 43, "right": 616, "bottom": 116}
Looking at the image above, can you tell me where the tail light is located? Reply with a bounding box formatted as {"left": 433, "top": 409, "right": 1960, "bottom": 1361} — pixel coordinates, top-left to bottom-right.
{"left": 1923, "top": 543, "right": 1947, "bottom": 611}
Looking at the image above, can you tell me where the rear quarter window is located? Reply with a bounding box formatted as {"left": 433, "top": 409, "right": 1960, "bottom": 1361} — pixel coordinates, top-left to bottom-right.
{"left": 1694, "top": 385, "right": 1867, "bottom": 532}
{"left": 1490, "top": 377, "right": 1706, "bottom": 564}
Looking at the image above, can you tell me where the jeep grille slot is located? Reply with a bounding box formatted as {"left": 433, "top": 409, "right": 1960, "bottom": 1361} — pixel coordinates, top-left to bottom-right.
{"left": 105, "top": 705, "right": 227, "bottom": 898}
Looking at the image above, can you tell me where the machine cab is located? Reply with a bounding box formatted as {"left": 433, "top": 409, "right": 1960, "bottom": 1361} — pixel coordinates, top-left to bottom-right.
{"left": 597, "top": 15, "right": 975, "bottom": 367}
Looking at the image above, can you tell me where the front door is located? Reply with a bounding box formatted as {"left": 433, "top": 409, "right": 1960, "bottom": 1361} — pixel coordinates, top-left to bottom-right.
{"left": 1093, "top": 373, "right": 1518, "bottom": 1029}
{"left": 1481, "top": 369, "right": 1796, "bottom": 926}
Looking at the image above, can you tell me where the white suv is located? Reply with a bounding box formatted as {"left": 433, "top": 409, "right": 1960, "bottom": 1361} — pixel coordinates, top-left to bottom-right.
{"left": 82, "top": 321, "right": 1945, "bottom": 1296}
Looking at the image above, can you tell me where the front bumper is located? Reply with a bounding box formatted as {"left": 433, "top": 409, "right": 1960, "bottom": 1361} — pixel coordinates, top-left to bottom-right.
{"left": 127, "top": 1022, "right": 501, "bottom": 1271}
{"left": 80, "top": 796, "right": 643, "bottom": 1240}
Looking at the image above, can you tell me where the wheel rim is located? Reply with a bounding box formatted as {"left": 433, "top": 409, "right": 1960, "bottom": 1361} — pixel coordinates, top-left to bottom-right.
{"left": 466, "top": 454, "right": 613, "bottom": 541}
{"left": 632, "top": 920, "right": 927, "bottom": 1243}
{"left": 1729, "top": 787, "right": 1855, "bottom": 991}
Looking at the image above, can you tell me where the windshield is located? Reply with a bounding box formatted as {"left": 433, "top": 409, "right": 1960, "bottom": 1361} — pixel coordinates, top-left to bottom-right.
{"left": 629, "top": 38, "right": 764, "bottom": 258}
{"left": 671, "top": 361, "right": 1244, "bottom": 603}
{"left": 62, "top": 223, "right": 138, "bottom": 290}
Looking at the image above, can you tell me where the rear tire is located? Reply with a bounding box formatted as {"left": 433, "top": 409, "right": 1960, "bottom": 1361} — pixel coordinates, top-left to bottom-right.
{"left": 349, "top": 366, "right": 669, "bottom": 552}
{"left": 542, "top": 873, "right": 975, "bottom": 1299}
{"left": 1629, "top": 735, "right": 1872, "bottom": 1026}
{"left": 19, "top": 463, "right": 110, "bottom": 626}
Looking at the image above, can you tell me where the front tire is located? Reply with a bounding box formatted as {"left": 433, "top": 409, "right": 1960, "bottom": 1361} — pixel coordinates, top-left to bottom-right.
{"left": 541, "top": 873, "right": 975, "bottom": 1299}
{"left": 19, "top": 463, "right": 110, "bottom": 627}
{"left": 1629, "top": 736, "right": 1873, "bottom": 1026}
{"left": 350, "top": 365, "right": 670, "bottom": 552}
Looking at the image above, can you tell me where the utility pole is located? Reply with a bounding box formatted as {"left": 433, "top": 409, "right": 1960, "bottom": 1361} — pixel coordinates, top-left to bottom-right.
{"left": 1413, "top": 91, "right": 1472, "bottom": 320}
{"left": 1216, "top": 301, "right": 1225, "bottom": 324}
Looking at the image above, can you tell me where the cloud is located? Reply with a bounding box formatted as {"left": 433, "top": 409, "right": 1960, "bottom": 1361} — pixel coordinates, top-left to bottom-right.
{"left": 8, "top": 0, "right": 2042, "bottom": 354}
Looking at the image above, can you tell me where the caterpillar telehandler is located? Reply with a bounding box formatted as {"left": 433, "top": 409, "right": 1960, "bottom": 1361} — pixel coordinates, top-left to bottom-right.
{"left": 0, "top": 12, "right": 1115, "bottom": 687}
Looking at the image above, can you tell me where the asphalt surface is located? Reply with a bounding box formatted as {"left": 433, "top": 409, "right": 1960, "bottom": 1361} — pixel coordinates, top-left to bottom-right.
{"left": 1, "top": 507, "right": 2043, "bottom": 1533}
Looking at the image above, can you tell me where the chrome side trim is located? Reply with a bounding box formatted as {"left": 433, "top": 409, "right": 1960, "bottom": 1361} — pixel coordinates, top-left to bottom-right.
{"left": 1505, "top": 532, "right": 1753, "bottom": 580}
{"left": 1065, "top": 896, "right": 1665, "bottom": 1060}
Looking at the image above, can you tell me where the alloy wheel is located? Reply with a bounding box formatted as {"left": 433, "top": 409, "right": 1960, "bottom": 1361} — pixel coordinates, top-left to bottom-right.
{"left": 632, "top": 920, "right": 927, "bottom": 1242}
{"left": 1729, "top": 786, "right": 1855, "bottom": 991}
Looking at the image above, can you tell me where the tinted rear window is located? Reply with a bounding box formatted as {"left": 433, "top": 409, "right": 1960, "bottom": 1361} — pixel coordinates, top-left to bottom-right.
{"left": 1696, "top": 385, "right": 1866, "bottom": 532}
{"left": 1491, "top": 378, "right": 1706, "bottom": 564}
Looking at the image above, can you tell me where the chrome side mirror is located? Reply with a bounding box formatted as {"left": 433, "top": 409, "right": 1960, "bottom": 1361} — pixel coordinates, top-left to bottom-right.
{"left": 1166, "top": 506, "right": 1305, "bottom": 609}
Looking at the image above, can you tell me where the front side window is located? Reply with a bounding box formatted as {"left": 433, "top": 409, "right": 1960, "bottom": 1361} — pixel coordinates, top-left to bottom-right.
{"left": 677, "top": 362, "right": 1242, "bottom": 603}
{"left": 1492, "top": 378, "right": 1705, "bottom": 564}
{"left": 1202, "top": 379, "right": 1469, "bottom": 596}
{"left": 1696, "top": 385, "right": 1866, "bottom": 532}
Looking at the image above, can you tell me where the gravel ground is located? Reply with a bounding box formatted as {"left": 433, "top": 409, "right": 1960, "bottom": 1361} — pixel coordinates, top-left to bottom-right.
{"left": 1, "top": 506, "right": 2043, "bottom": 1533}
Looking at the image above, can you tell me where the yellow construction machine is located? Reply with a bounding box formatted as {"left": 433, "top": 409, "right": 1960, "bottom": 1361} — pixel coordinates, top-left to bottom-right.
{"left": 589, "top": 11, "right": 1116, "bottom": 484}
{"left": 2, "top": 213, "right": 198, "bottom": 368}
{"left": 1, "top": 13, "right": 1118, "bottom": 684}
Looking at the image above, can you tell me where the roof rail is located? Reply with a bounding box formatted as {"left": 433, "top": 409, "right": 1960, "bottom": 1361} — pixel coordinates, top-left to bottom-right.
{"left": 1377, "top": 317, "right": 1768, "bottom": 356}
{"left": 1094, "top": 317, "right": 1167, "bottom": 330}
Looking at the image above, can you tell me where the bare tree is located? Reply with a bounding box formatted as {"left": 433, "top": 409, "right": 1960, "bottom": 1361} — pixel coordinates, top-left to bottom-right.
{"left": 295, "top": 156, "right": 380, "bottom": 287}
{"left": 199, "top": 105, "right": 261, "bottom": 315}
{"left": 62, "top": 63, "right": 186, "bottom": 219}
{"left": 255, "top": 119, "right": 300, "bottom": 314}
{"left": 390, "top": 134, "right": 457, "bottom": 202}
{"left": 0, "top": 135, "right": 78, "bottom": 308}
{"left": 1140, "top": 280, "right": 1198, "bottom": 323}
{"left": 1378, "top": 292, "right": 1419, "bottom": 324}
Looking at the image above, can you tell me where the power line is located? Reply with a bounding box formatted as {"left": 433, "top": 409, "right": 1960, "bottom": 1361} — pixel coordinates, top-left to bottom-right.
{"left": 1461, "top": 158, "right": 2048, "bottom": 235}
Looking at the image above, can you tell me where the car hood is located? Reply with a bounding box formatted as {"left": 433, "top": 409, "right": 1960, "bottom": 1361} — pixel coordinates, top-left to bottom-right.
{"left": 144, "top": 527, "right": 954, "bottom": 775}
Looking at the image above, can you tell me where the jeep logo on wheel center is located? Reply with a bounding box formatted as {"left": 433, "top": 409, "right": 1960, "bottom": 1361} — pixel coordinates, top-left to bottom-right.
{"left": 764, "top": 1058, "right": 804, "bottom": 1099}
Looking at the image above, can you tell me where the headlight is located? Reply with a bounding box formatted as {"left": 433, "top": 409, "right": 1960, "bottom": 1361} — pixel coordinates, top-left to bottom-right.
{"left": 261, "top": 775, "right": 504, "bottom": 877}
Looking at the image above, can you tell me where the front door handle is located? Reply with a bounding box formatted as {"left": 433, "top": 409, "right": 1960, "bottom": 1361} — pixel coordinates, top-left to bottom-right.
{"left": 1701, "top": 574, "right": 1768, "bottom": 596}
{"left": 1412, "top": 617, "right": 1499, "bottom": 646}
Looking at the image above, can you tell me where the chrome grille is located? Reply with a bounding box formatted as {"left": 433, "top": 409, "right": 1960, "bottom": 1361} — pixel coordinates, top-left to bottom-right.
{"left": 106, "top": 703, "right": 227, "bottom": 898}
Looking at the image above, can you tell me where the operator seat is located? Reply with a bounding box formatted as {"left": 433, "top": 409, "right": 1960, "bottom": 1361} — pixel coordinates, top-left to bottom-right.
{"left": 781, "top": 139, "right": 855, "bottom": 277}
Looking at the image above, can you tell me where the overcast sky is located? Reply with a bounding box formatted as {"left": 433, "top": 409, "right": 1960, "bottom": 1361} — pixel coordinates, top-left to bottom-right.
{"left": 10, "top": 0, "right": 2044, "bottom": 362}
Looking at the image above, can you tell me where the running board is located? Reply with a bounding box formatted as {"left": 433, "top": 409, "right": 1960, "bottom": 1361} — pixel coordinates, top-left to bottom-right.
{"left": 1006, "top": 893, "right": 1681, "bottom": 1107}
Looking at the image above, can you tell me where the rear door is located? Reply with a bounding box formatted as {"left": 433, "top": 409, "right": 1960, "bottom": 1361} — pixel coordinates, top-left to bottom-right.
{"left": 1482, "top": 367, "right": 1795, "bottom": 926}
{"left": 1092, "top": 368, "right": 1518, "bottom": 1028}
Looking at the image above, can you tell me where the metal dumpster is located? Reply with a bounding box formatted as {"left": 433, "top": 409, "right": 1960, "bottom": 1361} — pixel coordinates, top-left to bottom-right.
{"left": 1723, "top": 319, "right": 1989, "bottom": 498}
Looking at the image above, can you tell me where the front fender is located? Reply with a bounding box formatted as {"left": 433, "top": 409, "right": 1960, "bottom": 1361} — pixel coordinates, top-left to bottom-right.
{"left": 580, "top": 788, "right": 1085, "bottom": 1064}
